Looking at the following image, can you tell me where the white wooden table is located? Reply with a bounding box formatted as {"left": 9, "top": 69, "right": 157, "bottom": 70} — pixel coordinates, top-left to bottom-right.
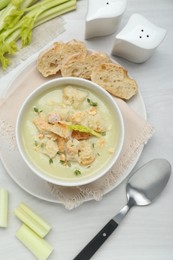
{"left": 0, "top": 0, "right": 173, "bottom": 259}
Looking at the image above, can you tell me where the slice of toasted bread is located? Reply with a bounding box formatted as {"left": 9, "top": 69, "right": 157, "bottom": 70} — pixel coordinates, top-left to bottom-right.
{"left": 37, "top": 41, "right": 64, "bottom": 77}
{"left": 91, "top": 63, "right": 138, "bottom": 100}
{"left": 61, "top": 39, "right": 87, "bottom": 61}
{"left": 61, "top": 53, "right": 86, "bottom": 78}
{"left": 80, "top": 52, "right": 110, "bottom": 79}
{"left": 61, "top": 51, "right": 110, "bottom": 79}
{"left": 37, "top": 40, "right": 87, "bottom": 77}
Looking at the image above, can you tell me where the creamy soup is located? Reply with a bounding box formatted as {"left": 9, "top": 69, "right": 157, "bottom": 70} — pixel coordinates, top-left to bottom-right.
{"left": 20, "top": 84, "right": 120, "bottom": 181}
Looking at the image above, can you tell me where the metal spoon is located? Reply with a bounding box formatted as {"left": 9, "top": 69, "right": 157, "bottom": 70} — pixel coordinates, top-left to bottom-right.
{"left": 73, "top": 159, "right": 171, "bottom": 260}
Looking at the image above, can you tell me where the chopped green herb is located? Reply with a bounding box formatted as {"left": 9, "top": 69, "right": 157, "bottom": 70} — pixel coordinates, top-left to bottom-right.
{"left": 34, "top": 107, "right": 43, "bottom": 113}
{"left": 67, "top": 161, "right": 71, "bottom": 167}
{"left": 34, "top": 107, "right": 39, "bottom": 112}
{"left": 49, "top": 158, "right": 53, "bottom": 164}
{"left": 101, "top": 132, "right": 106, "bottom": 136}
{"left": 92, "top": 143, "right": 95, "bottom": 148}
{"left": 74, "top": 169, "right": 81, "bottom": 175}
{"left": 60, "top": 160, "right": 65, "bottom": 165}
{"left": 34, "top": 140, "right": 38, "bottom": 146}
{"left": 87, "top": 98, "right": 98, "bottom": 107}
{"left": 41, "top": 143, "right": 45, "bottom": 148}
{"left": 97, "top": 153, "right": 100, "bottom": 156}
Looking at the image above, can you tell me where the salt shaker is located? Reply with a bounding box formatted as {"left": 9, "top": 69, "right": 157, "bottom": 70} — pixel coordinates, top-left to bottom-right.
{"left": 111, "top": 13, "right": 167, "bottom": 63}
{"left": 85, "top": 0, "right": 127, "bottom": 39}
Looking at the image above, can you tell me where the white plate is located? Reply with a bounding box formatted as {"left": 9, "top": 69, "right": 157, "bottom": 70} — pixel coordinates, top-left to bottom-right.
{"left": 0, "top": 59, "right": 146, "bottom": 204}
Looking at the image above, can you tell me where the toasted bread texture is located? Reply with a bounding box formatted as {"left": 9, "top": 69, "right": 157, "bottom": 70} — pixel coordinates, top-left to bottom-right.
{"left": 37, "top": 40, "right": 87, "bottom": 77}
{"left": 91, "top": 63, "right": 138, "bottom": 100}
{"left": 61, "top": 51, "right": 110, "bottom": 79}
{"left": 37, "top": 40, "right": 138, "bottom": 100}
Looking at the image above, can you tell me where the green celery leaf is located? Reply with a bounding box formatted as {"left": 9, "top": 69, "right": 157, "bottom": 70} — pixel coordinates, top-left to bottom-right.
{"left": 3, "top": 9, "right": 24, "bottom": 30}
{"left": 0, "top": 54, "right": 10, "bottom": 70}
{"left": 12, "top": 0, "right": 23, "bottom": 9}
{"left": 68, "top": 124, "right": 102, "bottom": 138}
{"left": 20, "top": 16, "right": 35, "bottom": 46}
{"left": 5, "top": 41, "right": 18, "bottom": 54}
{"left": 0, "top": 37, "right": 18, "bottom": 69}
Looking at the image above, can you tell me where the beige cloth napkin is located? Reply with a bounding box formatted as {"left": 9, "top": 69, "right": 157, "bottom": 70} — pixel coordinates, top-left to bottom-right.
{"left": 0, "top": 61, "right": 154, "bottom": 210}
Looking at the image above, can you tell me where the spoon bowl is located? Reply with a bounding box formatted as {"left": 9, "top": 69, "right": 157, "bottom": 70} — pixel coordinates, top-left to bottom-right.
{"left": 127, "top": 158, "right": 171, "bottom": 206}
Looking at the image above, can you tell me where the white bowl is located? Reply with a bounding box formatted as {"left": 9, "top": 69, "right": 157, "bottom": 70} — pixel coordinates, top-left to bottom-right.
{"left": 16, "top": 77, "right": 124, "bottom": 186}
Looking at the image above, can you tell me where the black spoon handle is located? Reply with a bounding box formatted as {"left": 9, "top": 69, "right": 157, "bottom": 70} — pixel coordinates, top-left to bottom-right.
{"left": 73, "top": 219, "right": 118, "bottom": 260}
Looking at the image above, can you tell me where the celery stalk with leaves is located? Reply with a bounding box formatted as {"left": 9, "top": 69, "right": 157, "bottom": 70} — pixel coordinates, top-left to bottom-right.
{"left": 0, "top": 0, "right": 36, "bottom": 31}
{"left": 0, "top": 0, "right": 77, "bottom": 70}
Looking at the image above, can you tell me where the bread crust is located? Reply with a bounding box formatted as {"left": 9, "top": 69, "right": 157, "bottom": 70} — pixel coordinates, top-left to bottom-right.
{"left": 91, "top": 63, "right": 138, "bottom": 100}
{"left": 37, "top": 40, "right": 87, "bottom": 77}
{"left": 61, "top": 51, "right": 109, "bottom": 79}
{"left": 37, "top": 40, "right": 138, "bottom": 100}
{"left": 61, "top": 53, "right": 86, "bottom": 78}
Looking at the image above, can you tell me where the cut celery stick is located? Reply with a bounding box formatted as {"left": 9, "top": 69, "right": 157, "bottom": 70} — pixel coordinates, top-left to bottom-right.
{"left": 19, "top": 203, "right": 51, "bottom": 232}
{"left": 14, "top": 207, "right": 49, "bottom": 238}
{"left": 35, "top": 0, "right": 77, "bottom": 27}
{"left": 0, "top": 188, "right": 8, "bottom": 228}
{"left": 16, "top": 224, "right": 53, "bottom": 260}
{"left": 14, "top": 203, "right": 51, "bottom": 238}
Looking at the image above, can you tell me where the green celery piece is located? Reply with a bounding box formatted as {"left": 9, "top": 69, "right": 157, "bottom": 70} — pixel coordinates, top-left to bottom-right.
{"left": 20, "top": 0, "right": 73, "bottom": 46}
{"left": 0, "top": 52, "right": 10, "bottom": 70}
{"left": 19, "top": 203, "right": 51, "bottom": 235}
{"left": 3, "top": 9, "right": 25, "bottom": 30}
{"left": 68, "top": 124, "right": 102, "bottom": 138}
{"left": 16, "top": 224, "right": 53, "bottom": 260}
{"left": 0, "top": 33, "right": 18, "bottom": 69}
{"left": 0, "top": 3, "right": 16, "bottom": 31}
{"left": 0, "top": 5, "right": 25, "bottom": 69}
{"left": 0, "top": 0, "right": 10, "bottom": 10}
{"left": 12, "top": 0, "right": 25, "bottom": 8}
{"left": 3, "top": 40, "right": 18, "bottom": 56}
{"left": 20, "top": 15, "right": 37, "bottom": 46}
{"left": 0, "top": 188, "right": 9, "bottom": 228}
{"left": 0, "top": 0, "right": 36, "bottom": 31}
{"left": 26, "top": 0, "right": 70, "bottom": 12}
{"left": 14, "top": 203, "right": 51, "bottom": 238}
{"left": 35, "top": 0, "right": 77, "bottom": 27}
{"left": 0, "top": 0, "right": 77, "bottom": 69}
{"left": 12, "top": 0, "right": 36, "bottom": 9}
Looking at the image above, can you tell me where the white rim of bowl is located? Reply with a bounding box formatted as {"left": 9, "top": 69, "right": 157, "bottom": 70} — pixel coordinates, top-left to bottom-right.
{"left": 16, "top": 77, "right": 124, "bottom": 186}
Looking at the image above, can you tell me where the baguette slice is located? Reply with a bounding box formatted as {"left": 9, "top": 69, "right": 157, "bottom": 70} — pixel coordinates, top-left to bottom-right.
{"left": 61, "top": 53, "right": 86, "bottom": 78}
{"left": 37, "top": 40, "right": 87, "bottom": 77}
{"left": 37, "top": 42, "right": 64, "bottom": 77}
{"left": 61, "top": 51, "right": 110, "bottom": 79}
{"left": 91, "top": 63, "right": 138, "bottom": 100}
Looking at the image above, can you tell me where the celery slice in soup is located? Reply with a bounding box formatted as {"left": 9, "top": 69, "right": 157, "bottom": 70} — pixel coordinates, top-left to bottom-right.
{"left": 68, "top": 124, "right": 102, "bottom": 138}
